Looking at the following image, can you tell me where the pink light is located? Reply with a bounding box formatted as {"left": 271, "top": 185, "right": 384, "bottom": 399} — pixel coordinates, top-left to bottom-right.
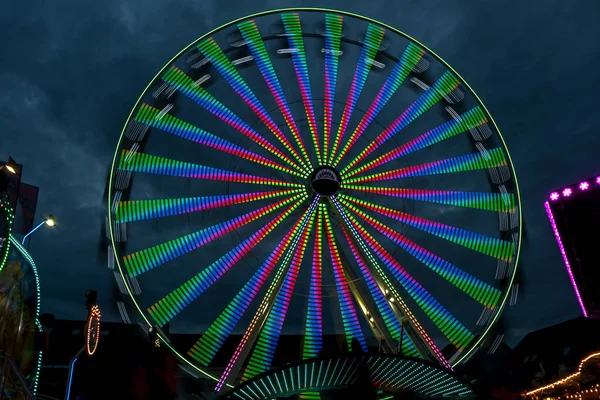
{"left": 596, "top": 176, "right": 600, "bottom": 184}
{"left": 562, "top": 188, "right": 572, "bottom": 197}
{"left": 544, "top": 202, "right": 588, "bottom": 317}
{"left": 579, "top": 182, "right": 590, "bottom": 190}
{"left": 549, "top": 192, "right": 560, "bottom": 201}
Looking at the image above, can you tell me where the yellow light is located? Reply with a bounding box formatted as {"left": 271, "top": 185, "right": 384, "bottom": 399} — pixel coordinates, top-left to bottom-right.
{"left": 4, "top": 165, "right": 16, "bottom": 174}
{"left": 45, "top": 215, "right": 56, "bottom": 227}
{"left": 525, "top": 350, "right": 600, "bottom": 396}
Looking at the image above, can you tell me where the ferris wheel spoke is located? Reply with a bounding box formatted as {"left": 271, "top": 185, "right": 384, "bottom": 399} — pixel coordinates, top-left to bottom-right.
{"left": 341, "top": 185, "right": 516, "bottom": 212}
{"left": 332, "top": 43, "right": 425, "bottom": 168}
{"left": 162, "top": 66, "right": 306, "bottom": 174}
{"left": 216, "top": 198, "right": 320, "bottom": 390}
{"left": 340, "top": 199, "right": 501, "bottom": 310}
{"left": 188, "top": 205, "right": 314, "bottom": 367}
{"left": 134, "top": 104, "right": 302, "bottom": 178}
{"left": 322, "top": 205, "right": 368, "bottom": 352}
{"left": 117, "top": 150, "right": 303, "bottom": 188}
{"left": 339, "top": 194, "right": 514, "bottom": 260}
{"left": 302, "top": 205, "right": 325, "bottom": 360}
{"left": 147, "top": 195, "right": 307, "bottom": 327}
{"left": 197, "top": 38, "right": 312, "bottom": 174}
{"left": 236, "top": 20, "right": 314, "bottom": 169}
{"left": 254, "top": 14, "right": 322, "bottom": 165}
{"left": 343, "top": 147, "right": 508, "bottom": 184}
{"left": 329, "top": 199, "right": 442, "bottom": 363}
{"left": 338, "top": 222, "right": 421, "bottom": 358}
{"left": 328, "top": 23, "right": 386, "bottom": 165}
{"left": 340, "top": 71, "right": 461, "bottom": 175}
{"left": 344, "top": 107, "right": 489, "bottom": 179}
{"left": 241, "top": 213, "right": 315, "bottom": 382}
{"left": 115, "top": 189, "right": 303, "bottom": 223}
{"left": 322, "top": 13, "right": 343, "bottom": 164}
{"left": 124, "top": 193, "right": 305, "bottom": 278}
{"left": 331, "top": 198, "right": 451, "bottom": 367}
{"left": 330, "top": 196, "right": 474, "bottom": 351}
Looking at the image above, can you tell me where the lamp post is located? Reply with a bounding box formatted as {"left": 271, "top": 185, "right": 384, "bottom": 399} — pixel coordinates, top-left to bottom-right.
{"left": 22, "top": 215, "right": 55, "bottom": 247}
{"left": 0, "top": 162, "right": 17, "bottom": 196}
{"left": 0, "top": 164, "right": 17, "bottom": 175}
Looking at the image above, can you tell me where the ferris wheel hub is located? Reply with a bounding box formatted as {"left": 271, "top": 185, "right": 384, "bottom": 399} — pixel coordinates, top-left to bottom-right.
{"left": 310, "top": 166, "right": 342, "bottom": 196}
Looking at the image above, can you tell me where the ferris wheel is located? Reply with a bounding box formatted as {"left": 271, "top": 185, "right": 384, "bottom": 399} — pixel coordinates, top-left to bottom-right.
{"left": 107, "top": 8, "right": 521, "bottom": 395}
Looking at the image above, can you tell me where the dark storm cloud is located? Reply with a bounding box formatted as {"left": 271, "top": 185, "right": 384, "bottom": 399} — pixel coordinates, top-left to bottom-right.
{"left": 1, "top": 0, "right": 599, "bottom": 347}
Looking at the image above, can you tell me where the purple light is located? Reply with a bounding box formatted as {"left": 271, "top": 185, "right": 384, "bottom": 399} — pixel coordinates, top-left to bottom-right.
{"left": 579, "top": 182, "right": 590, "bottom": 190}
{"left": 596, "top": 176, "right": 600, "bottom": 184}
{"left": 544, "top": 201, "right": 588, "bottom": 317}
{"left": 549, "top": 192, "right": 560, "bottom": 201}
{"left": 562, "top": 188, "right": 572, "bottom": 197}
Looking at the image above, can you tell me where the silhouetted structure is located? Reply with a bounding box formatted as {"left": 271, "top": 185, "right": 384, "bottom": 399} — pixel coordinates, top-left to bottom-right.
{"left": 511, "top": 316, "right": 600, "bottom": 390}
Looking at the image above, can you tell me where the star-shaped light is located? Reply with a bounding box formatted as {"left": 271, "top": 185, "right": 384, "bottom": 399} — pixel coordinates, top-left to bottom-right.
{"left": 562, "top": 188, "right": 572, "bottom": 197}
{"left": 550, "top": 192, "right": 560, "bottom": 201}
{"left": 579, "top": 182, "right": 590, "bottom": 190}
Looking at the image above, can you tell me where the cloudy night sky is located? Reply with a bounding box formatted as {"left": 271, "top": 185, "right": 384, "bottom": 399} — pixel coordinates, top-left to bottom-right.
{"left": 1, "top": 0, "right": 599, "bottom": 348}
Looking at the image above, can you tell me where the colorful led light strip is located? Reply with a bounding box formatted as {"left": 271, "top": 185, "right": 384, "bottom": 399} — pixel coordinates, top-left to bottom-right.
{"left": 331, "top": 197, "right": 473, "bottom": 350}
{"left": 189, "top": 206, "right": 311, "bottom": 366}
{"left": 124, "top": 194, "right": 303, "bottom": 277}
{"left": 242, "top": 212, "right": 315, "bottom": 381}
{"left": 217, "top": 198, "right": 319, "bottom": 390}
{"left": 329, "top": 23, "right": 385, "bottom": 165}
{"left": 303, "top": 205, "right": 324, "bottom": 360}
{"left": 344, "top": 106, "right": 488, "bottom": 178}
{"left": 339, "top": 224, "right": 419, "bottom": 357}
{"left": 341, "top": 71, "right": 461, "bottom": 174}
{"left": 340, "top": 199, "right": 501, "bottom": 310}
{"left": 344, "top": 147, "right": 508, "bottom": 184}
{"left": 544, "top": 201, "right": 588, "bottom": 317}
{"left": 280, "top": 13, "right": 321, "bottom": 166}
{"left": 134, "top": 104, "right": 299, "bottom": 177}
{"left": 323, "top": 206, "right": 368, "bottom": 351}
{"left": 237, "top": 20, "right": 313, "bottom": 168}
{"left": 148, "top": 196, "right": 306, "bottom": 327}
{"left": 197, "top": 38, "right": 310, "bottom": 174}
{"left": 118, "top": 150, "right": 303, "bottom": 188}
{"left": 333, "top": 43, "right": 425, "bottom": 167}
{"left": 342, "top": 185, "right": 515, "bottom": 212}
{"left": 161, "top": 66, "right": 303, "bottom": 172}
{"left": 331, "top": 199, "right": 446, "bottom": 366}
{"left": 322, "top": 13, "right": 343, "bottom": 164}
{"left": 341, "top": 194, "right": 514, "bottom": 261}
{"left": 116, "top": 189, "right": 301, "bottom": 223}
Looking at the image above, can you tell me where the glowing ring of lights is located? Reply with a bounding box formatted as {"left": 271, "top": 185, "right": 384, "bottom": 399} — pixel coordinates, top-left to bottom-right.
{"left": 107, "top": 8, "right": 521, "bottom": 391}
{"left": 86, "top": 305, "right": 101, "bottom": 356}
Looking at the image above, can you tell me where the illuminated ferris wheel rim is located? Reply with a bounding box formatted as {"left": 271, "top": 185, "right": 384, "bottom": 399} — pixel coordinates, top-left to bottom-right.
{"left": 107, "top": 7, "right": 522, "bottom": 387}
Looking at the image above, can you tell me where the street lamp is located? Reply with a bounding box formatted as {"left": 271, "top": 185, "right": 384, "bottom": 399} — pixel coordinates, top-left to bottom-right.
{"left": 0, "top": 162, "right": 17, "bottom": 196}
{"left": 22, "top": 215, "right": 55, "bottom": 245}
{"left": 0, "top": 164, "right": 17, "bottom": 174}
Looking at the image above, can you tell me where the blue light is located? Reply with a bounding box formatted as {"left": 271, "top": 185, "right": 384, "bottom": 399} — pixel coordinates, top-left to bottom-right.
{"left": 66, "top": 357, "right": 78, "bottom": 400}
